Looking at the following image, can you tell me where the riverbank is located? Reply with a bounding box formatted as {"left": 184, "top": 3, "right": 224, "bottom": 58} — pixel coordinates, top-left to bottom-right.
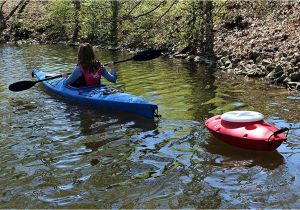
{"left": 171, "top": 1, "right": 300, "bottom": 93}
{"left": 214, "top": 1, "right": 300, "bottom": 93}
{"left": 1, "top": 1, "right": 299, "bottom": 93}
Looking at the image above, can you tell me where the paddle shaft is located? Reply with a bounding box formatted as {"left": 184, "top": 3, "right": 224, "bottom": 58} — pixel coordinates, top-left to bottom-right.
{"left": 35, "top": 74, "right": 65, "bottom": 83}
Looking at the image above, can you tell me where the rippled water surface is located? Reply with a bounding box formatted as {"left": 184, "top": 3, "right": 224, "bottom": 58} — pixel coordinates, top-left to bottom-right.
{"left": 1, "top": 44, "right": 300, "bottom": 208}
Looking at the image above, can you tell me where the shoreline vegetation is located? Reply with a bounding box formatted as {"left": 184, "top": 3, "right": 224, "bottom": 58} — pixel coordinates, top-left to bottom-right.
{"left": 1, "top": 0, "right": 299, "bottom": 93}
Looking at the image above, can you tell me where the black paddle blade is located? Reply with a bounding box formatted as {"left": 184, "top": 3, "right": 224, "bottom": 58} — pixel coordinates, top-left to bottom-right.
{"left": 8, "top": 80, "right": 37, "bottom": 92}
{"left": 133, "top": 49, "right": 161, "bottom": 61}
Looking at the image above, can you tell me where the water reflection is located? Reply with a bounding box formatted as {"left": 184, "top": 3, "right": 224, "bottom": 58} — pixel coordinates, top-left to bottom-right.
{"left": 77, "top": 109, "right": 158, "bottom": 136}
{"left": 204, "top": 137, "right": 284, "bottom": 170}
{"left": 211, "top": 71, "right": 300, "bottom": 122}
{"left": 74, "top": 108, "right": 158, "bottom": 155}
{"left": 287, "top": 94, "right": 300, "bottom": 100}
{"left": 1, "top": 44, "right": 300, "bottom": 208}
{"left": 184, "top": 62, "right": 216, "bottom": 121}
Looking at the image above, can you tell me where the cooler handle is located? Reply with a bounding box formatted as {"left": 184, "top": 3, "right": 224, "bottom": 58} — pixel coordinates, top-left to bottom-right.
{"left": 268, "top": 127, "right": 289, "bottom": 142}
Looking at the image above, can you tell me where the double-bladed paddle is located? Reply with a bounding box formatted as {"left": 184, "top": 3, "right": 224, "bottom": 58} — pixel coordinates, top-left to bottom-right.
{"left": 8, "top": 49, "right": 161, "bottom": 92}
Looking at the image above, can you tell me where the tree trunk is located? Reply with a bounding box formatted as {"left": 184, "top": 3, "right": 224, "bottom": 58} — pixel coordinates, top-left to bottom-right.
{"left": 204, "top": 0, "right": 214, "bottom": 57}
{"left": 0, "top": 10, "right": 6, "bottom": 31}
{"left": 72, "top": 0, "right": 80, "bottom": 43}
{"left": 110, "top": 0, "right": 119, "bottom": 48}
{"left": 194, "top": 1, "right": 205, "bottom": 55}
{"left": 187, "top": 1, "right": 197, "bottom": 53}
{"left": 0, "top": 0, "right": 7, "bottom": 31}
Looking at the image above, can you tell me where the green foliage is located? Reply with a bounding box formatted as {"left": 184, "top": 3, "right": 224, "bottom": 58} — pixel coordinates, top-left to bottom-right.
{"left": 45, "top": 0, "right": 74, "bottom": 38}
{"left": 7, "top": 0, "right": 226, "bottom": 51}
{"left": 117, "top": 1, "right": 205, "bottom": 50}
{"left": 7, "top": 1, "right": 47, "bottom": 39}
{"left": 80, "top": 0, "right": 111, "bottom": 43}
{"left": 213, "top": 0, "right": 229, "bottom": 24}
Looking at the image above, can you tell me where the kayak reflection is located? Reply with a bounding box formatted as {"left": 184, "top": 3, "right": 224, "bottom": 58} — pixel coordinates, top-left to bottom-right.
{"left": 77, "top": 109, "right": 158, "bottom": 135}
{"left": 204, "top": 137, "right": 284, "bottom": 170}
{"left": 72, "top": 108, "right": 158, "bottom": 152}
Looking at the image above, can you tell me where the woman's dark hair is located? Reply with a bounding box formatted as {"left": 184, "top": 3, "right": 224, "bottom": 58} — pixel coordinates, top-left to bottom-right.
{"left": 77, "top": 43, "right": 100, "bottom": 73}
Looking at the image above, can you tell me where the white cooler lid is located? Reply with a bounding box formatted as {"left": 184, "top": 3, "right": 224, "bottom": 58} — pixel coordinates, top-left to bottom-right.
{"left": 221, "top": 111, "right": 264, "bottom": 122}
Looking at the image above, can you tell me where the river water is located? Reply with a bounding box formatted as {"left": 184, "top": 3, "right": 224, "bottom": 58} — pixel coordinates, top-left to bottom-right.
{"left": 0, "top": 44, "right": 299, "bottom": 208}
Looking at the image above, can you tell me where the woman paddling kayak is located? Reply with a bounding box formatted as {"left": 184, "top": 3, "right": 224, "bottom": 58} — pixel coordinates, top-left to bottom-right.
{"left": 63, "top": 43, "right": 117, "bottom": 87}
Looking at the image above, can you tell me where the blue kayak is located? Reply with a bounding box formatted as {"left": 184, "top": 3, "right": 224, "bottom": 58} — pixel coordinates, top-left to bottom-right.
{"left": 32, "top": 68, "right": 159, "bottom": 119}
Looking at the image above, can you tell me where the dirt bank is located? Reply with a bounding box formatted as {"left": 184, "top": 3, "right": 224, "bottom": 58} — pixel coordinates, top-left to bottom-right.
{"left": 214, "top": 1, "right": 300, "bottom": 92}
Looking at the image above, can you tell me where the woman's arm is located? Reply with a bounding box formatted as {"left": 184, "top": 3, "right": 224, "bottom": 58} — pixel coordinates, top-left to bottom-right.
{"left": 102, "top": 64, "right": 117, "bottom": 83}
{"left": 63, "top": 66, "right": 82, "bottom": 86}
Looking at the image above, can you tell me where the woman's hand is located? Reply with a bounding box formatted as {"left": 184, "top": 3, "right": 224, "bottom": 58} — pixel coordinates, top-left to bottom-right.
{"left": 108, "top": 61, "right": 115, "bottom": 69}
{"left": 62, "top": 73, "right": 69, "bottom": 78}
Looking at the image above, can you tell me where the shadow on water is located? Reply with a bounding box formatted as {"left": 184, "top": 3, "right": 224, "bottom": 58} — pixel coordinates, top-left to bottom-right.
{"left": 183, "top": 62, "right": 217, "bottom": 121}
{"left": 65, "top": 105, "right": 159, "bottom": 154}
{"left": 204, "top": 137, "right": 285, "bottom": 170}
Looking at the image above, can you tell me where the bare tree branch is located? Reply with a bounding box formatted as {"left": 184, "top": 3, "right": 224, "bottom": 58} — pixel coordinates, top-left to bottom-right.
{"left": 1, "top": 0, "right": 7, "bottom": 11}
{"left": 17, "top": 0, "right": 30, "bottom": 15}
{"left": 128, "top": 1, "right": 164, "bottom": 20}
{"left": 125, "top": 0, "right": 143, "bottom": 17}
{"left": 0, "top": 0, "right": 7, "bottom": 30}
{"left": 82, "top": 1, "right": 165, "bottom": 24}
{"left": 137, "top": 0, "right": 178, "bottom": 40}
{"left": 153, "top": 0, "right": 177, "bottom": 26}
{"left": 6, "top": 0, "right": 26, "bottom": 21}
